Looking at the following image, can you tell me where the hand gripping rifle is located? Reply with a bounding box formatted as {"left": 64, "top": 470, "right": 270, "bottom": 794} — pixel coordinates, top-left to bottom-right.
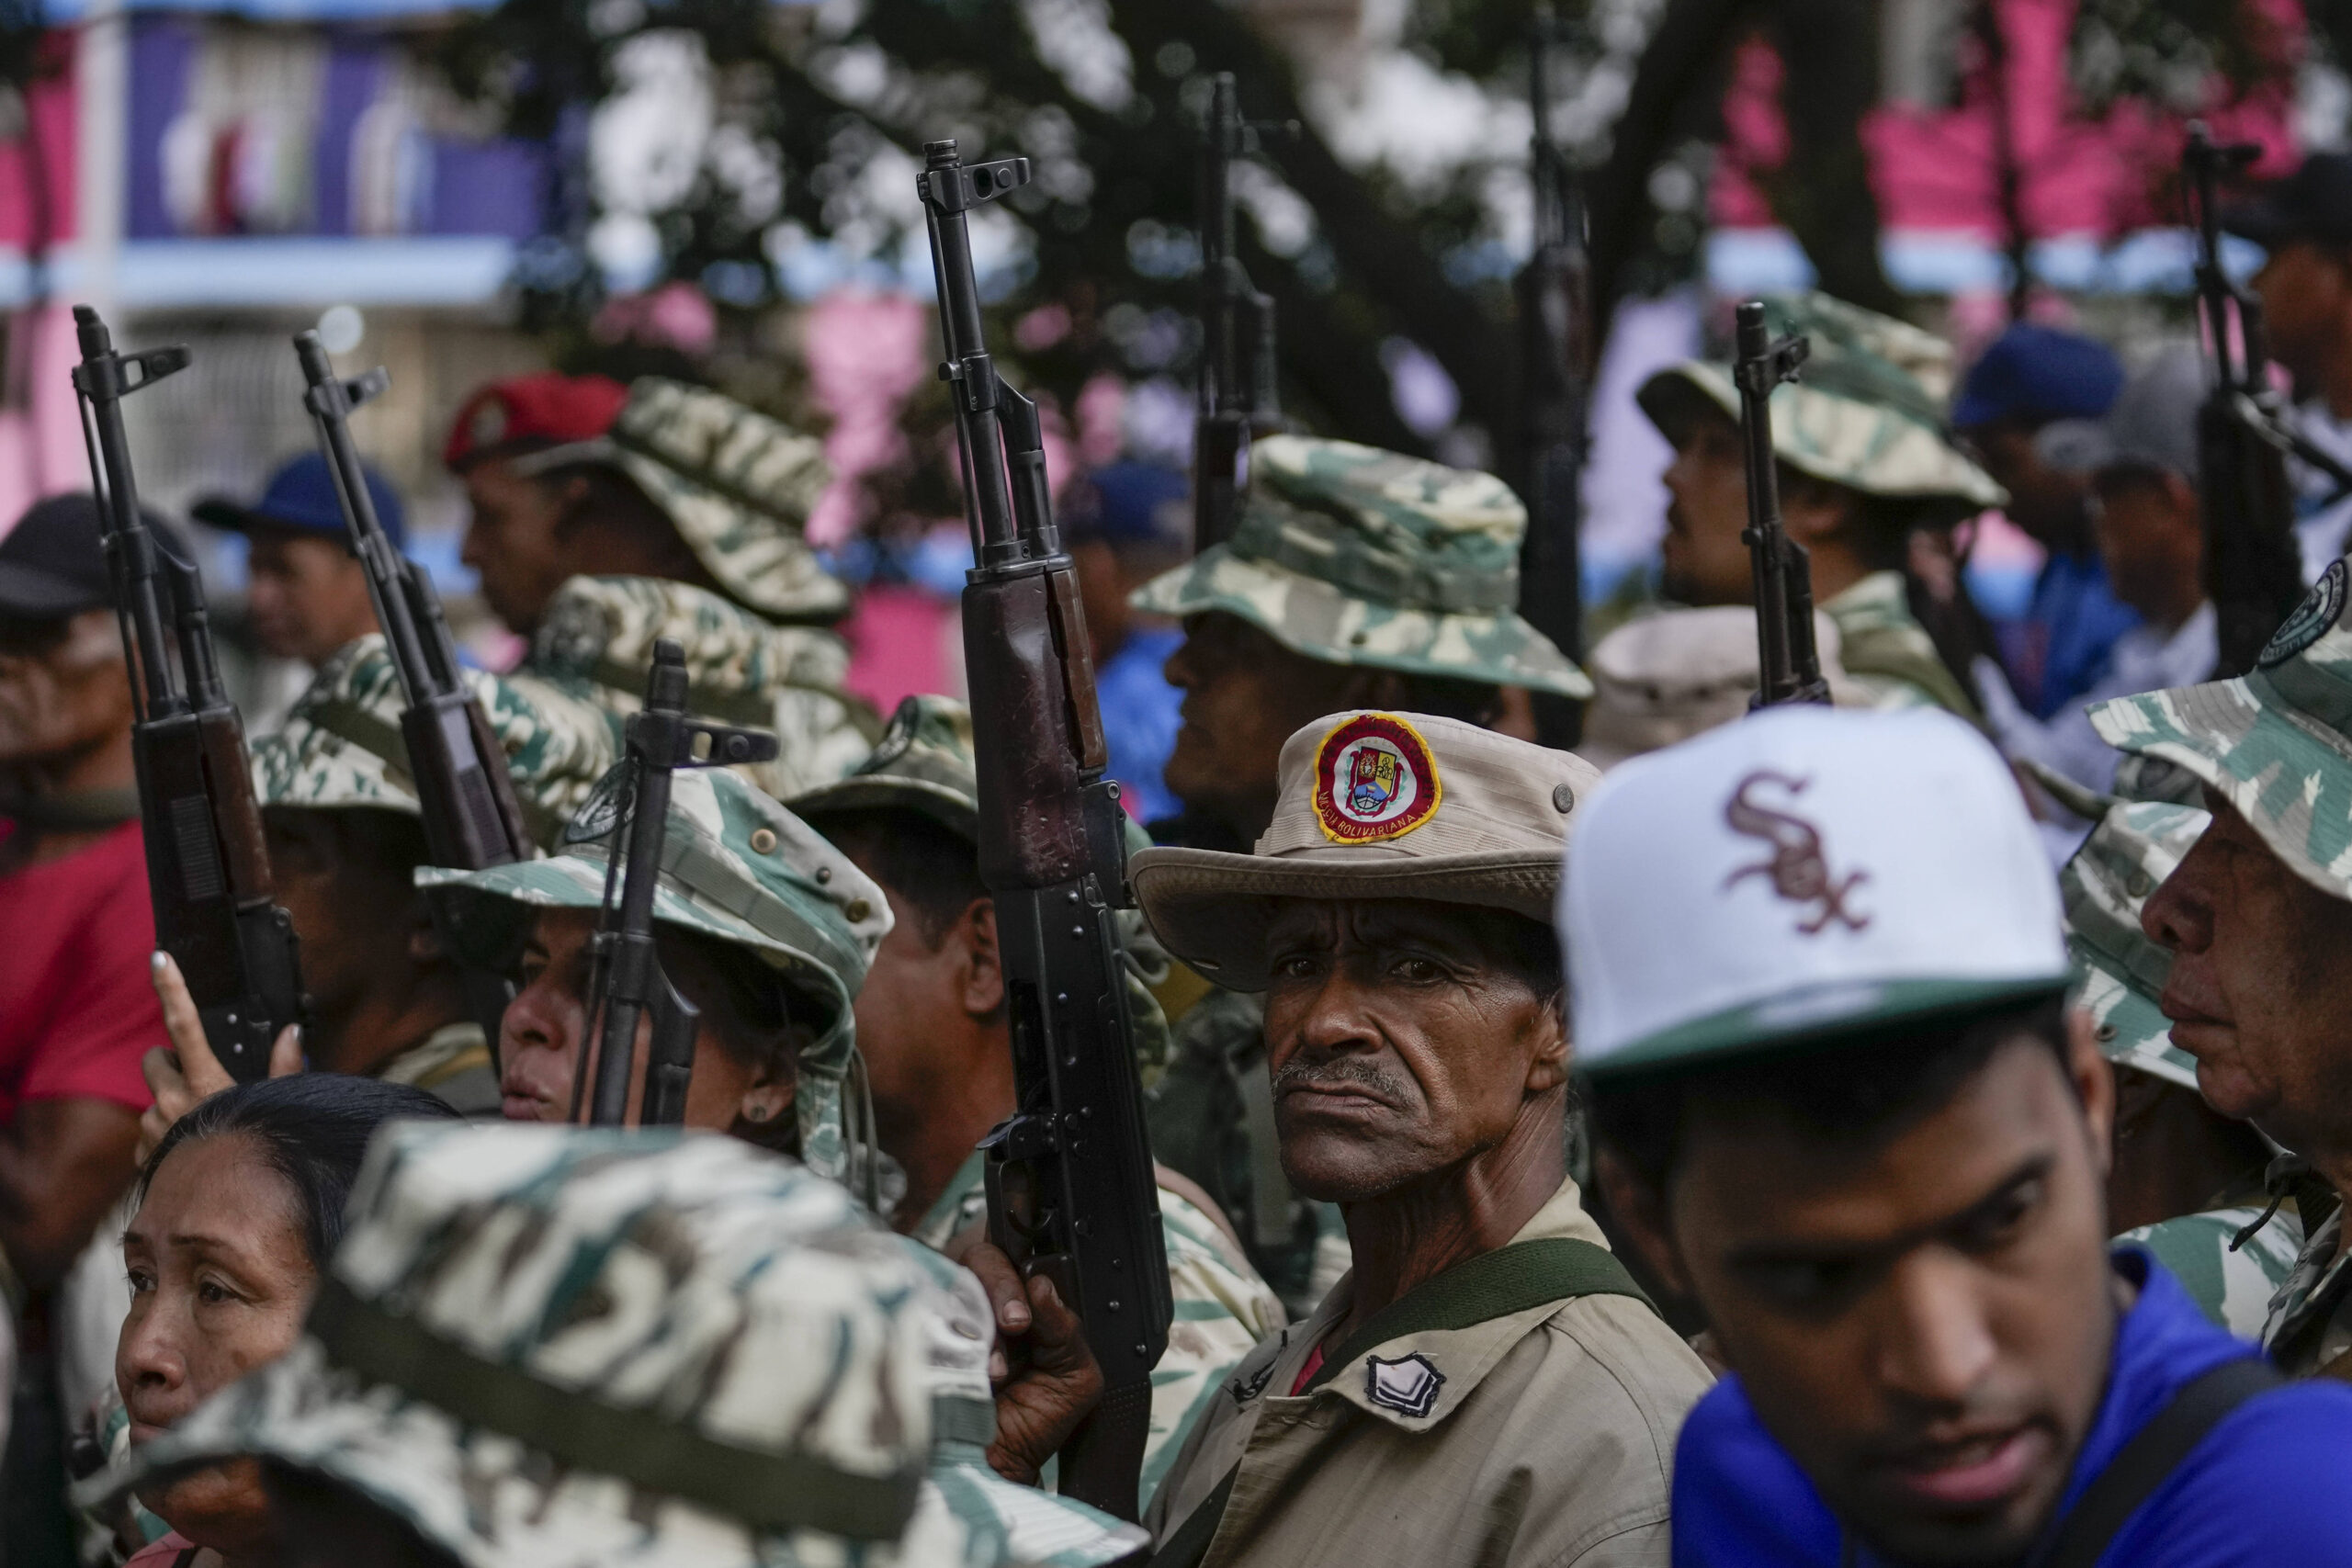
{"left": 72, "top": 305, "right": 303, "bottom": 1083}
{"left": 1516, "top": 6, "right": 1594, "bottom": 745}
{"left": 293, "top": 330, "right": 533, "bottom": 1046}
{"left": 919, "top": 139, "right": 1173, "bottom": 1522}
{"left": 2182, "top": 124, "right": 2352, "bottom": 677}
{"left": 1193, "top": 73, "right": 1294, "bottom": 553}
{"left": 574, "top": 639, "right": 776, "bottom": 1128}
{"left": 1733, "top": 301, "right": 1831, "bottom": 708}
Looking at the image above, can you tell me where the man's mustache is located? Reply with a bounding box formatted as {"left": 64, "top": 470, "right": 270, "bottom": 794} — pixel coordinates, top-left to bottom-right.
{"left": 1272, "top": 1055, "right": 1409, "bottom": 1104}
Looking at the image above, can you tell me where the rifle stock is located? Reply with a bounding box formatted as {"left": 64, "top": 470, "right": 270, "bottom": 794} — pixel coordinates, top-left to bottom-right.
{"left": 74, "top": 305, "right": 304, "bottom": 1084}
{"left": 920, "top": 137, "right": 1172, "bottom": 1522}
{"left": 1732, "top": 301, "right": 1832, "bottom": 709}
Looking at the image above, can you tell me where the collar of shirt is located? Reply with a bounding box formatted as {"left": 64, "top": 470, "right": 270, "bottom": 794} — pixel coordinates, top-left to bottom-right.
{"left": 1670, "top": 1248, "right": 2259, "bottom": 1567}
{"left": 1226, "top": 1176, "right": 1612, "bottom": 1434}
{"left": 909, "top": 1146, "right": 989, "bottom": 1250}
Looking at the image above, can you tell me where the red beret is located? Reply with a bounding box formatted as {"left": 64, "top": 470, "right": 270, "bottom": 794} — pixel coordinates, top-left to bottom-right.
{"left": 443, "top": 372, "right": 630, "bottom": 471}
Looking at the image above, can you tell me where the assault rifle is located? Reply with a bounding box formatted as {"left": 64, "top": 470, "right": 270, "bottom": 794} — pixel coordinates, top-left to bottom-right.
{"left": 1194, "top": 73, "right": 1293, "bottom": 552}
{"left": 2183, "top": 124, "right": 2352, "bottom": 677}
{"left": 1516, "top": 6, "right": 1593, "bottom": 745}
{"left": 576, "top": 639, "right": 775, "bottom": 1127}
{"left": 73, "top": 305, "right": 303, "bottom": 1083}
{"left": 918, "top": 138, "right": 1173, "bottom": 1522}
{"left": 293, "top": 331, "right": 532, "bottom": 1045}
{"left": 1733, "top": 301, "right": 1831, "bottom": 707}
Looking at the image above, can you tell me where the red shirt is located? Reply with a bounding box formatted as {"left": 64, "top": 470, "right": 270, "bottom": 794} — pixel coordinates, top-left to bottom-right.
{"left": 0, "top": 821, "right": 161, "bottom": 1120}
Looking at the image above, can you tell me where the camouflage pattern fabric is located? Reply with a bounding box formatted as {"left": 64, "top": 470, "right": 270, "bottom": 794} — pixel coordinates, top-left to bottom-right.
{"left": 2061, "top": 801, "right": 2210, "bottom": 1089}
{"left": 595, "top": 378, "right": 848, "bottom": 624}
{"left": 1578, "top": 604, "right": 1867, "bottom": 768}
{"left": 83, "top": 1122, "right": 1147, "bottom": 1568}
{"left": 790, "top": 694, "right": 1172, "bottom": 1073}
{"left": 526, "top": 574, "right": 877, "bottom": 802}
{"left": 1128, "top": 435, "right": 1590, "bottom": 699}
{"left": 910, "top": 1149, "right": 1284, "bottom": 1508}
{"left": 2089, "top": 557, "right": 2352, "bottom": 903}
{"left": 252, "top": 635, "right": 618, "bottom": 852}
{"left": 1147, "top": 987, "right": 1349, "bottom": 1321}
{"left": 374, "top": 1020, "right": 502, "bottom": 1117}
{"left": 2265, "top": 1206, "right": 2352, "bottom": 1375}
{"left": 2119, "top": 1211, "right": 2306, "bottom": 1341}
{"left": 418, "top": 766, "right": 891, "bottom": 1183}
{"left": 1636, "top": 292, "right": 2006, "bottom": 511}
{"left": 1822, "top": 570, "right": 1982, "bottom": 719}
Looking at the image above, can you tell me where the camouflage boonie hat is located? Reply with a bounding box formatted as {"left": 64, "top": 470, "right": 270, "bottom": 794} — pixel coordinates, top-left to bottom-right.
{"left": 2089, "top": 558, "right": 2352, "bottom": 902}
{"left": 85, "top": 1123, "right": 1146, "bottom": 1568}
{"left": 791, "top": 694, "right": 1173, "bottom": 1072}
{"left": 532, "top": 574, "right": 876, "bottom": 800}
{"left": 418, "top": 767, "right": 890, "bottom": 1181}
{"left": 251, "top": 636, "right": 617, "bottom": 852}
{"left": 1128, "top": 434, "right": 1591, "bottom": 699}
{"left": 2061, "top": 801, "right": 2209, "bottom": 1090}
{"left": 515, "top": 378, "right": 849, "bottom": 624}
{"left": 1637, "top": 293, "right": 2005, "bottom": 512}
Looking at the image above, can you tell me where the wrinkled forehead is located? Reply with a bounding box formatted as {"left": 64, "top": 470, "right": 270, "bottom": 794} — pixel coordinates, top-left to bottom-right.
{"left": 1264, "top": 896, "right": 1537, "bottom": 960}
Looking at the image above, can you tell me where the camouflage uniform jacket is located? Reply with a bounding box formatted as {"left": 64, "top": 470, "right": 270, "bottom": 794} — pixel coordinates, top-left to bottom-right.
{"left": 1821, "top": 570, "right": 1980, "bottom": 719}
{"left": 1142, "top": 1178, "right": 1710, "bottom": 1568}
{"left": 911, "top": 1147, "right": 1285, "bottom": 1508}
{"left": 2265, "top": 1206, "right": 2352, "bottom": 1375}
{"left": 1149, "top": 986, "right": 1348, "bottom": 1320}
{"left": 2119, "top": 1198, "right": 2306, "bottom": 1342}
{"left": 523, "top": 574, "right": 876, "bottom": 799}
{"left": 372, "top": 1021, "right": 501, "bottom": 1118}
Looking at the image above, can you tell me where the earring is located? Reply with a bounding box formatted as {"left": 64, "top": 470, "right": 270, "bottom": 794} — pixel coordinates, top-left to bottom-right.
{"left": 744, "top": 1102, "right": 774, "bottom": 1123}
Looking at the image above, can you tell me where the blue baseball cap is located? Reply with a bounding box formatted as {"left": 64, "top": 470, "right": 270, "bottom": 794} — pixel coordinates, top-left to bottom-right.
{"left": 192, "top": 452, "right": 405, "bottom": 548}
{"left": 1950, "top": 324, "right": 2124, "bottom": 432}
{"left": 1064, "top": 462, "right": 1189, "bottom": 552}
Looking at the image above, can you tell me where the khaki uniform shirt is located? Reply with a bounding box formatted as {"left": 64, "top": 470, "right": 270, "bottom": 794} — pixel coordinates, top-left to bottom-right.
{"left": 1144, "top": 1177, "right": 1712, "bottom": 1568}
{"left": 1822, "top": 570, "right": 1979, "bottom": 719}
{"left": 2265, "top": 1206, "right": 2352, "bottom": 1376}
{"left": 911, "top": 1149, "right": 1287, "bottom": 1506}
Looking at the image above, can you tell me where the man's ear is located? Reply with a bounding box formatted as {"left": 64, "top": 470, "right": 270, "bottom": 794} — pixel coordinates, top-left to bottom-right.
{"left": 1780, "top": 477, "right": 1852, "bottom": 547}
{"left": 405, "top": 895, "right": 447, "bottom": 967}
{"left": 1524, "top": 1003, "right": 1569, "bottom": 1095}
{"left": 959, "top": 898, "right": 1004, "bottom": 1019}
{"left": 1596, "top": 1146, "right": 1694, "bottom": 1300}
{"left": 2064, "top": 1008, "right": 2118, "bottom": 1179}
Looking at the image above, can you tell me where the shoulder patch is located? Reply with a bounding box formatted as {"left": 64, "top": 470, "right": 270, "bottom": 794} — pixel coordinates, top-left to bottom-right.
{"left": 1313, "top": 713, "right": 1442, "bottom": 844}
{"left": 1363, "top": 1352, "right": 1445, "bottom": 1417}
{"left": 2258, "top": 558, "right": 2347, "bottom": 670}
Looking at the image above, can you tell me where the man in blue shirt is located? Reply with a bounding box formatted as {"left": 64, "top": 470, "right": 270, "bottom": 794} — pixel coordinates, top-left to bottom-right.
{"left": 1065, "top": 461, "right": 1191, "bottom": 823}
{"left": 1953, "top": 324, "right": 2140, "bottom": 718}
{"left": 1563, "top": 705, "right": 2352, "bottom": 1568}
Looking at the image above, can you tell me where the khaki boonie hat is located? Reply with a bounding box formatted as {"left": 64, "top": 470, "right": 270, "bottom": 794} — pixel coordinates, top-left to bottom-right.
{"left": 418, "top": 767, "right": 890, "bottom": 1181}
{"left": 85, "top": 1123, "right": 1146, "bottom": 1568}
{"left": 1579, "top": 606, "right": 1862, "bottom": 769}
{"left": 1128, "top": 435, "right": 1590, "bottom": 699}
{"left": 2062, "top": 802, "right": 2208, "bottom": 1090}
{"left": 1637, "top": 293, "right": 2005, "bottom": 513}
{"left": 1131, "top": 710, "right": 1598, "bottom": 989}
{"left": 251, "top": 635, "right": 617, "bottom": 852}
{"left": 516, "top": 378, "right": 849, "bottom": 624}
{"left": 2089, "top": 557, "right": 2352, "bottom": 902}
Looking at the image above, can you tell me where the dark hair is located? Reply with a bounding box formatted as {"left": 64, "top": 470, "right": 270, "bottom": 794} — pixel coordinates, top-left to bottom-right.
{"left": 541, "top": 463, "right": 719, "bottom": 595}
{"left": 264, "top": 1461, "right": 466, "bottom": 1568}
{"left": 139, "top": 1076, "right": 464, "bottom": 1267}
{"left": 809, "top": 806, "right": 989, "bottom": 950}
{"left": 1589, "top": 991, "right": 2069, "bottom": 1197}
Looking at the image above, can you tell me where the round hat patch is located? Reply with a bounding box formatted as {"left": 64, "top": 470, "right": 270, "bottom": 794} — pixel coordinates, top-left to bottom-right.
{"left": 2258, "top": 558, "right": 2347, "bottom": 670}
{"left": 1313, "top": 713, "right": 1442, "bottom": 844}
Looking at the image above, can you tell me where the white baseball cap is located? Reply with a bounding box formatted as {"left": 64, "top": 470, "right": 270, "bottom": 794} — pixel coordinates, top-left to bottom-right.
{"left": 1564, "top": 705, "right": 2069, "bottom": 1077}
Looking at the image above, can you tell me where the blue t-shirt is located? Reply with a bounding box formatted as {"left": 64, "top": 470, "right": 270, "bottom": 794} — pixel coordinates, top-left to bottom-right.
{"left": 1672, "top": 1250, "right": 2352, "bottom": 1567}
{"left": 2019, "top": 551, "right": 2141, "bottom": 720}
{"left": 1096, "top": 626, "right": 1183, "bottom": 826}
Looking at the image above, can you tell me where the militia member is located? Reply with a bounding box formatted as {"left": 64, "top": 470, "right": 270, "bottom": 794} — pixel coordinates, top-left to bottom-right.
{"left": 189, "top": 453, "right": 404, "bottom": 670}
{"left": 1130, "top": 712, "right": 1709, "bottom": 1568}
{"left": 1576, "top": 705, "right": 2352, "bottom": 1567}
{"left": 1640, "top": 292, "right": 2006, "bottom": 716}
{"left": 444, "top": 372, "right": 872, "bottom": 797}
{"left": 2224, "top": 150, "right": 2352, "bottom": 571}
{"left": 87, "top": 1122, "right": 1149, "bottom": 1568}
{"left": 2064, "top": 800, "right": 2308, "bottom": 1337}
{"left": 2092, "top": 557, "right": 2352, "bottom": 1375}
{"left": 1133, "top": 436, "right": 1589, "bottom": 1313}
{"left": 424, "top": 762, "right": 891, "bottom": 1189}
{"left": 0, "top": 496, "right": 174, "bottom": 1296}
{"left": 1950, "top": 323, "right": 2137, "bottom": 716}
{"left": 792, "top": 694, "right": 1286, "bottom": 1504}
